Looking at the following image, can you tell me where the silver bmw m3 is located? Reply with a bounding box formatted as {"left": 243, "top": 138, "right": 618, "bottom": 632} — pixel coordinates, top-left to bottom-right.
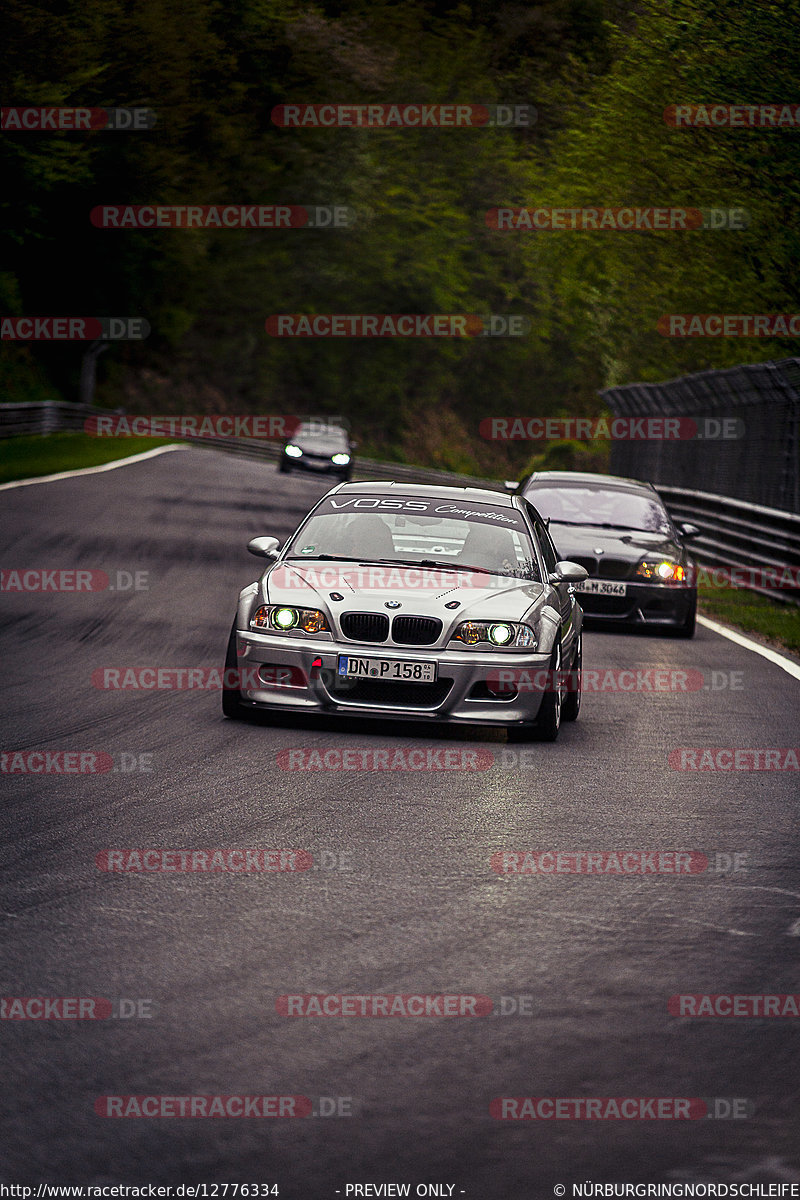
{"left": 222, "top": 482, "right": 588, "bottom": 740}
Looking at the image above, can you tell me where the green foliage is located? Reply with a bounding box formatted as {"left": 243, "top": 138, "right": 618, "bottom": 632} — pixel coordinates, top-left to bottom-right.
{"left": 2, "top": 0, "right": 798, "bottom": 473}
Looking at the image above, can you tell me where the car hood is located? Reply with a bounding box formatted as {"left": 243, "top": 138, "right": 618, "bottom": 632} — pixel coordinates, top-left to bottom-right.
{"left": 548, "top": 523, "right": 684, "bottom": 564}
{"left": 261, "top": 562, "right": 548, "bottom": 633}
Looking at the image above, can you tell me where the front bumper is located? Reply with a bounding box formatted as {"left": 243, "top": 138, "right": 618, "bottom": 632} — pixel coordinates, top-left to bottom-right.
{"left": 234, "top": 628, "right": 554, "bottom": 726}
{"left": 577, "top": 581, "right": 696, "bottom": 627}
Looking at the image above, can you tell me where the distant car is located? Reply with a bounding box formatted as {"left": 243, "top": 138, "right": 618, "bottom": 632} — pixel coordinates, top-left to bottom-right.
{"left": 222, "top": 481, "right": 588, "bottom": 740}
{"left": 279, "top": 422, "right": 356, "bottom": 481}
{"left": 515, "top": 470, "right": 699, "bottom": 637}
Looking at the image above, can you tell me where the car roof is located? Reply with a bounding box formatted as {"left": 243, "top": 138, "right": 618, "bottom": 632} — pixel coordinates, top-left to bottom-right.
{"left": 524, "top": 470, "right": 656, "bottom": 494}
{"left": 328, "top": 480, "right": 515, "bottom": 505}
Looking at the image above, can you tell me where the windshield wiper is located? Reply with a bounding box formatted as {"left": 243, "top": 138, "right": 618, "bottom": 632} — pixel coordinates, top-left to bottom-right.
{"left": 285, "top": 553, "right": 361, "bottom": 562}
{"left": 549, "top": 520, "right": 661, "bottom": 532}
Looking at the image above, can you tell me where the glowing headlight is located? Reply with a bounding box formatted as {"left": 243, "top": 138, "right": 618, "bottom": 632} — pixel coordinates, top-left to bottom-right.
{"left": 636, "top": 559, "right": 686, "bottom": 583}
{"left": 284, "top": 444, "right": 303, "bottom": 458}
{"left": 250, "top": 606, "right": 330, "bottom": 634}
{"left": 453, "top": 621, "right": 536, "bottom": 649}
{"left": 331, "top": 453, "right": 350, "bottom": 465}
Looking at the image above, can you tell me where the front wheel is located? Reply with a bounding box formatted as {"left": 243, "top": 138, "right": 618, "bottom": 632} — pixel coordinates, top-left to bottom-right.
{"left": 279, "top": 456, "right": 291, "bottom": 474}
{"left": 561, "top": 632, "right": 581, "bottom": 722}
{"left": 222, "top": 622, "right": 244, "bottom": 719}
{"left": 507, "top": 641, "right": 562, "bottom": 743}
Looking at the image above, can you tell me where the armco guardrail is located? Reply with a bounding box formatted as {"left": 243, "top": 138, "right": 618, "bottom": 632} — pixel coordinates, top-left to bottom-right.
{"left": 3, "top": 401, "right": 796, "bottom": 601}
{"left": 0, "top": 400, "right": 101, "bottom": 437}
{"left": 602, "top": 356, "right": 800, "bottom": 514}
{"left": 0, "top": 400, "right": 505, "bottom": 490}
{"left": 656, "top": 485, "right": 800, "bottom": 605}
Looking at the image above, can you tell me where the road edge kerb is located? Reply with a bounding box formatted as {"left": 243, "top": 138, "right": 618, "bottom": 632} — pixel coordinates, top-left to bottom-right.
{"left": 697, "top": 615, "right": 800, "bottom": 682}
{"left": 0, "top": 444, "right": 185, "bottom": 490}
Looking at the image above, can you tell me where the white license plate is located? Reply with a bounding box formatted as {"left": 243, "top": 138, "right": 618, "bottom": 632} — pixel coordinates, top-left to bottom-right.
{"left": 576, "top": 580, "right": 628, "bottom": 596}
{"left": 337, "top": 655, "right": 437, "bottom": 683}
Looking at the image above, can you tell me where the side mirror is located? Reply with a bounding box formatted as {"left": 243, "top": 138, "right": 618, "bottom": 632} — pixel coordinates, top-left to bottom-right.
{"left": 504, "top": 480, "right": 519, "bottom": 492}
{"left": 677, "top": 522, "right": 700, "bottom": 540}
{"left": 248, "top": 536, "right": 280, "bottom": 559}
{"left": 349, "top": 440, "right": 359, "bottom": 450}
{"left": 550, "top": 560, "right": 589, "bottom": 583}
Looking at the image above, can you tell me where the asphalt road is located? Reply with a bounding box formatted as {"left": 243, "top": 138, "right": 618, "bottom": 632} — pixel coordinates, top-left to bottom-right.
{"left": 1, "top": 446, "right": 799, "bottom": 1196}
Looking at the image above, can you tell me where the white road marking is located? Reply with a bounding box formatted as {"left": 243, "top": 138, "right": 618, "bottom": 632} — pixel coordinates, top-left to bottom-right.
{"left": 697, "top": 614, "right": 800, "bottom": 682}
{"left": 0, "top": 444, "right": 184, "bottom": 491}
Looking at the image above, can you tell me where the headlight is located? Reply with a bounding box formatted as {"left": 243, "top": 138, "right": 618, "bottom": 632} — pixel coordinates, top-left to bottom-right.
{"left": 284, "top": 444, "right": 303, "bottom": 458}
{"left": 636, "top": 559, "right": 686, "bottom": 584}
{"left": 331, "top": 453, "right": 350, "bottom": 465}
{"left": 250, "top": 605, "right": 330, "bottom": 634}
{"left": 452, "top": 621, "right": 537, "bottom": 649}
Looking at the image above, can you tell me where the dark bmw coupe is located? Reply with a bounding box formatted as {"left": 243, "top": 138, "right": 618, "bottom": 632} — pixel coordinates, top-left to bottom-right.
{"left": 515, "top": 470, "right": 699, "bottom": 636}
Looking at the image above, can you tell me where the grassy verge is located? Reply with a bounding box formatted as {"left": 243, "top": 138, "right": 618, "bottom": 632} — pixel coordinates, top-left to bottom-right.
{"left": 698, "top": 580, "right": 800, "bottom": 655}
{"left": 0, "top": 432, "right": 174, "bottom": 485}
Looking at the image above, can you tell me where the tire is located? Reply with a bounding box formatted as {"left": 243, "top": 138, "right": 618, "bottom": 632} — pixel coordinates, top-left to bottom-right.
{"left": 221, "top": 621, "right": 244, "bottom": 719}
{"left": 279, "top": 456, "right": 291, "bottom": 474}
{"left": 507, "top": 641, "right": 562, "bottom": 743}
{"left": 671, "top": 594, "right": 697, "bottom": 638}
{"left": 561, "top": 632, "right": 581, "bottom": 722}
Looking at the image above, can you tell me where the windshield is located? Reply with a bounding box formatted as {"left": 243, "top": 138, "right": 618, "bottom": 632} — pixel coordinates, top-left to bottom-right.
{"left": 526, "top": 485, "right": 672, "bottom": 535}
{"left": 286, "top": 494, "right": 541, "bottom": 579}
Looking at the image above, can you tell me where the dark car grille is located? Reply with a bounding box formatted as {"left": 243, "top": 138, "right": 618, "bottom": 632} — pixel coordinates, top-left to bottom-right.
{"left": 391, "top": 616, "right": 442, "bottom": 646}
{"left": 340, "top": 612, "right": 389, "bottom": 642}
{"left": 569, "top": 556, "right": 631, "bottom": 580}
{"left": 333, "top": 678, "right": 452, "bottom": 708}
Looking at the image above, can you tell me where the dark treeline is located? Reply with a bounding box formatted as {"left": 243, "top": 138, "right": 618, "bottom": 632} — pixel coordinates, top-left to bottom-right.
{"left": 2, "top": 0, "right": 799, "bottom": 475}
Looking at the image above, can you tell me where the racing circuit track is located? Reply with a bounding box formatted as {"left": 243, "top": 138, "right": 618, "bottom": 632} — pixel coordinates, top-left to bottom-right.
{"left": 1, "top": 446, "right": 799, "bottom": 1195}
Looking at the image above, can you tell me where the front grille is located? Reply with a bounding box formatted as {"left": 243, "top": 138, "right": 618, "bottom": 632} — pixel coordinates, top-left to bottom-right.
{"left": 567, "top": 556, "right": 631, "bottom": 580}
{"left": 599, "top": 558, "right": 632, "bottom": 580}
{"left": 340, "top": 612, "right": 390, "bottom": 642}
{"left": 332, "top": 678, "right": 453, "bottom": 708}
{"left": 391, "top": 615, "right": 442, "bottom": 646}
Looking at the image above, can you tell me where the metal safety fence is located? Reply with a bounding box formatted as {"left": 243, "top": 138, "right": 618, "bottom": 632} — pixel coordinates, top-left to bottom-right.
{"left": 601, "top": 357, "right": 800, "bottom": 514}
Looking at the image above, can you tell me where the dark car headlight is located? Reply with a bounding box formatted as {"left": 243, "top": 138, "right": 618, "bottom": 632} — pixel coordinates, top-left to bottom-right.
{"left": 452, "top": 621, "right": 536, "bottom": 648}
{"left": 250, "top": 605, "right": 330, "bottom": 634}
{"left": 284, "top": 444, "right": 303, "bottom": 458}
{"left": 331, "top": 453, "right": 350, "bottom": 465}
{"left": 636, "top": 558, "right": 686, "bottom": 584}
